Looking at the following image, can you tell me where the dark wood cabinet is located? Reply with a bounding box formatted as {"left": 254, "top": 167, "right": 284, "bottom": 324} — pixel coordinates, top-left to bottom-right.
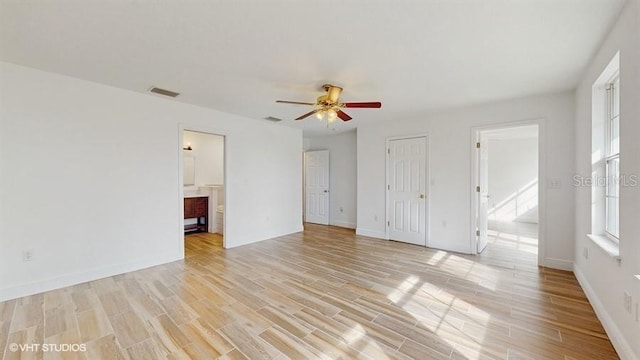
{"left": 184, "top": 196, "right": 208, "bottom": 233}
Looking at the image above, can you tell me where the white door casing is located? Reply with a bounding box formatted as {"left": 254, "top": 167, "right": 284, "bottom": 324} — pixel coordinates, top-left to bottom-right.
{"left": 305, "top": 150, "right": 330, "bottom": 225}
{"left": 470, "top": 121, "right": 543, "bottom": 263}
{"left": 387, "top": 137, "right": 427, "bottom": 246}
{"left": 476, "top": 135, "right": 489, "bottom": 253}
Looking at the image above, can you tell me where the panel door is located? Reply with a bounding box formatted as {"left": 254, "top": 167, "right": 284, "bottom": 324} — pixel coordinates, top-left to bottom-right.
{"left": 305, "top": 150, "right": 330, "bottom": 225}
{"left": 388, "top": 137, "right": 427, "bottom": 246}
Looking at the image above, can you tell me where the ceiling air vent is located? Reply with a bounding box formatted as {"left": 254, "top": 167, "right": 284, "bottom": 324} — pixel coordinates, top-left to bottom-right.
{"left": 264, "top": 116, "right": 283, "bottom": 122}
{"left": 149, "top": 87, "right": 180, "bottom": 98}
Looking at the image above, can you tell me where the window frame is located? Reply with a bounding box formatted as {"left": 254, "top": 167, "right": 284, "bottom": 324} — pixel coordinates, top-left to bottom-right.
{"left": 604, "top": 73, "right": 620, "bottom": 242}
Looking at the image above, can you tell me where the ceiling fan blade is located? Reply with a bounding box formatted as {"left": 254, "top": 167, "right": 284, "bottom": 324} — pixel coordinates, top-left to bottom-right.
{"left": 276, "top": 100, "right": 315, "bottom": 105}
{"left": 336, "top": 110, "right": 352, "bottom": 121}
{"left": 342, "top": 102, "right": 382, "bottom": 108}
{"left": 295, "top": 109, "right": 320, "bottom": 120}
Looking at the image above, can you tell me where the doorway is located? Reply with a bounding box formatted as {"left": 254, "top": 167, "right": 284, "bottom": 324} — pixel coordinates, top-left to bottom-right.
{"left": 386, "top": 135, "right": 429, "bottom": 246}
{"left": 182, "top": 130, "right": 225, "bottom": 252}
{"left": 473, "top": 124, "right": 540, "bottom": 262}
{"left": 304, "top": 150, "right": 330, "bottom": 225}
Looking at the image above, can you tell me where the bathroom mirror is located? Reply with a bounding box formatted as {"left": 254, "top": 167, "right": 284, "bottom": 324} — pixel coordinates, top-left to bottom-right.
{"left": 183, "top": 156, "right": 195, "bottom": 186}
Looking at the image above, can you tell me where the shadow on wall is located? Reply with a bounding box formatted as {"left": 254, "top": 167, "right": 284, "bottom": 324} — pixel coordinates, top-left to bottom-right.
{"left": 488, "top": 178, "right": 538, "bottom": 223}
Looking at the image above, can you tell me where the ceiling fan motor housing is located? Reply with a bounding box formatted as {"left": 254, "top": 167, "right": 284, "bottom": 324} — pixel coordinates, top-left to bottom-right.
{"left": 322, "top": 84, "right": 343, "bottom": 104}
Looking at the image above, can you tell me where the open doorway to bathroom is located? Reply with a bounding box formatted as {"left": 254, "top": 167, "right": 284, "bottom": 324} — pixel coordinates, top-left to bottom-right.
{"left": 182, "top": 130, "right": 225, "bottom": 254}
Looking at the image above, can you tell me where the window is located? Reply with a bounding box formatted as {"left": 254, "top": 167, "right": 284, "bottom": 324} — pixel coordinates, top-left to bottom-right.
{"left": 589, "top": 51, "right": 619, "bottom": 251}
{"left": 605, "top": 75, "right": 619, "bottom": 240}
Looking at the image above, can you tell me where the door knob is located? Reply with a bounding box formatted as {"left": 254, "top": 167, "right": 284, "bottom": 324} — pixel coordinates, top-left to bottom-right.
{"left": 420, "top": 194, "right": 425, "bottom": 199}
{"left": 324, "top": 190, "right": 329, "bottom": 193}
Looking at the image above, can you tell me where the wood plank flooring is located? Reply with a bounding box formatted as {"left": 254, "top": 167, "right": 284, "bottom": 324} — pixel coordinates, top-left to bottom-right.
{"left": 0, "top": 224, "right": 619, "bottom": 359}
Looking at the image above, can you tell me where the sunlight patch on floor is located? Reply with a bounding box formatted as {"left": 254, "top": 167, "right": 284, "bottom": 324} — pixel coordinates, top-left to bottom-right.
{"left": 387, "top": 275, "right": 419, "bottom": 303}
{"left": 344, "top": 323, "right": 366, "bottom": 344}
{"left": 426, "top": 250, "right": 448, "bottom": 266}
{"left": 487, "top": 220, "right": 539, "bottom": 256}
{"left": 339, "top": 323, "right": 394, "bottom": 360}
{"left": 356, "top": 338, "right": 395, "bottom": 359}
{"left": 387, "top": 278, "right": 489, "bottom": 360}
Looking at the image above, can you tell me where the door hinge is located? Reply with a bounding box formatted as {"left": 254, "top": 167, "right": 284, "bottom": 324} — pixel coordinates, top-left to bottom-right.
{"left": 476, "top": 186, "right": 480, "bottom": 192}
{"left": 387, "top": 221, "right": 390, "bottom": 226}
{"left": 476, "top": 230, "right": 480, "bottom": 236}
{"left": 387, "top": 148, "right": 390, "bottom": 154}
{"left": 387, "top": 185, "right": 390, "bottom": 190}
{"left": 476, "top": 142, "right": 480, "bottom": 148}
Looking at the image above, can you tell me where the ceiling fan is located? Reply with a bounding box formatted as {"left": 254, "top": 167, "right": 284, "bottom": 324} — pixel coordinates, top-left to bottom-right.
{"left": 276, "top": 84, "right": 382, "bottom": 122}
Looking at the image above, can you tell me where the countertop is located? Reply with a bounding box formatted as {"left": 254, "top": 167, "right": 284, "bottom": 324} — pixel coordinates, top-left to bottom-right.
{"left": 183, "top": 193, "right": 210, "bottom": 198}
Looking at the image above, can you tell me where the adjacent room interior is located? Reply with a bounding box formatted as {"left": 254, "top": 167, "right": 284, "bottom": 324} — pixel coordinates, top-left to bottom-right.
{"left": 1, "top": 1, "right": 639, "bottom": 359}
{"left": 182, "top": 130, "right": 225, "bottom": 251}
{"left": 476, "top": 125, "right": 540, "bottom": 267}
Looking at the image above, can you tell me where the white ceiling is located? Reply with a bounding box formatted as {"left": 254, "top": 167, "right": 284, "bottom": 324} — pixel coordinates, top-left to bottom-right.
{"left": 0, "top": 0, "right": 625, "bottom": 136}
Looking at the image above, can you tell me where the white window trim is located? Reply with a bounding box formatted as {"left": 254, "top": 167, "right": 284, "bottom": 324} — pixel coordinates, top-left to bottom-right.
{"left": 588, "top": 52, "right": 620, "bottom": 258}
{"left": 587, "top": 234, "right": 620, "bottom": 260}
{"left": 604, "top": 73, "right": 620, "bottom": 242}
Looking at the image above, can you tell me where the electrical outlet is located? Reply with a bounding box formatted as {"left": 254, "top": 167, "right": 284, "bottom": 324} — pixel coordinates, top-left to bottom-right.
{"left": 22, "top": 250, "right": 34, "bottom": 262}
{"left": 624, "top": 292, "right": 632, "bottom": 313}
{"left": 583, "top": 247, "right": 589, "bottom": 259}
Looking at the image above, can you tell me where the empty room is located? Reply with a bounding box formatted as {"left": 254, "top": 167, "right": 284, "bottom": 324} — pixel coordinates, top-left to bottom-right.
{"left": 1, "top": 1, "right": 639, "bottom": 359}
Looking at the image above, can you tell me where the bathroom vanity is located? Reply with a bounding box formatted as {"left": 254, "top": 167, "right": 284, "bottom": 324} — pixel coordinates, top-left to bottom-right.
{"left": 183, "top": 195, "right": 208, "bottom": 233}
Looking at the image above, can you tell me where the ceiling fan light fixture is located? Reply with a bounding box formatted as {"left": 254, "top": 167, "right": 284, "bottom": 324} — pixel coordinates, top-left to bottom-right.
{"left": 327, "top": 108, "right": 338, "bottom": 122}
{"left": 276, "top": 83, "right": 381, "bottom": 123}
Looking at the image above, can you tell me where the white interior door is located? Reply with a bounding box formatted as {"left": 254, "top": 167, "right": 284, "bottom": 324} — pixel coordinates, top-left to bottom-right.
{"left": 476, "top": 135, "right": 489, "bottom": 253}
{"left": 305, "top": 150, "right": 329, "bottom": 225}
{"left": 388, "top": 137, "right": 427, "bottom": 246}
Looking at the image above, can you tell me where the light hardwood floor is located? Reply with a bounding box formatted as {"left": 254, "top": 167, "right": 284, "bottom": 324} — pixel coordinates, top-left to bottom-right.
{"left": 0, "top": 224, "right": 618, "bottom": 359}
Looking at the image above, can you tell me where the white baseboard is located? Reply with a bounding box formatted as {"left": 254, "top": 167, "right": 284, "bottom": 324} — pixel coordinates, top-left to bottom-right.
{"left": 0, "top": 252, "right": 181, "bottom": 302}
{"left": 330, "top": 220, "right": 356, "bottom": 229}
{"left": 573, "top": 264, "right": 638, "bottom": 360}
{"left": 226, "top": 225, "right": 305, "bottom": 249}
{"left": 355, "top": 228, "right": 386, "bottom": 239}
{"left": 544, "top": 257, "right": 573, "bottom": 271}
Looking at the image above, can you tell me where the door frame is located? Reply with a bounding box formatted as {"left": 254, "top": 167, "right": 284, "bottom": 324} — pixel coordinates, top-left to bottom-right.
{"left": 470, "top": 119, "right": 546, "bottom": 265}
{"left": 385, "top": 133, "right": 430, "bottom": 246}
{"left": 476, "top": 131, "right": 490, "bottom": 253}
{"left": 178, "top": 123, "right": 227, "bottom": 252}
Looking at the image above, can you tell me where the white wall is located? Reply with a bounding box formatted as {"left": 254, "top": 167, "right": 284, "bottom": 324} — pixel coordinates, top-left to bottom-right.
{"left": 357, "top": 91, "right": 575, "bottom": 267}
{"left": 0, "top": 62, "right": 303, "bottom": 301}
{"left": 183, "top": 131, "right": 224, "bottom": 187}
{"left": 488, "top": 137, "right": 538, "bottom": 223}
{"left": 574, "top": 1, "right": 640, "bottom": 358}
{"left": 305, "top": 130, "right": 357, "bottom": 229}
